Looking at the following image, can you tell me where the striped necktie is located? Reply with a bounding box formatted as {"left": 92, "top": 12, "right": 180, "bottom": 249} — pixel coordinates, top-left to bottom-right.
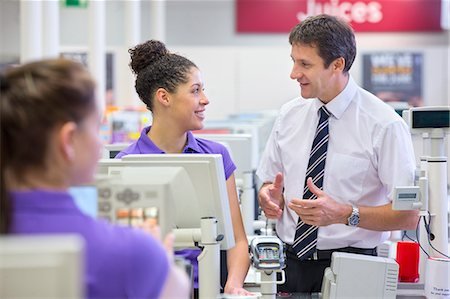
{"left": 292, "top": 106, "right": 331, "bottom": 260}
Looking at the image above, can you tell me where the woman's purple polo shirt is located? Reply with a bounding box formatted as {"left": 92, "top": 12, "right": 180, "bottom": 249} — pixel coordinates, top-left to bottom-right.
{"left": 10, "top": 190, "right": 169, "bottom": 298}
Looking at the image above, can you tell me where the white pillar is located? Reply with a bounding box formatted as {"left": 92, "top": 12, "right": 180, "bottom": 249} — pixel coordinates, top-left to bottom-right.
{"left": 447, "top": 29, "right": 450, "bottom": 186}
{"left": 441, "top": 0, "right": 450, "bottom": 31}
{"left": 20, "top": 0, "right": 43, "bottom": 63}
{"left": 116, "top": 0, "right": 141, "bottom": 107}
{"left": 126, "top": 0, "right": 141, "bottom": 46}
{"left": 150, "top": 0, "right": 166, "bottom": 42}
{"left": 427, "top": 157, "right": 449, "bottom": 259}
{"left": 241, "top": 172, "right": 256, "bottom": 236}
{"left": 444, "top": 0, "right": 450, "bottom": 106}
{"left": 42, "top": 0, "right": 59, "bottom": 59}
{"left": 447, "top": 26, "right": 450, "bottom": 107}
{"left": 88, "top": 0, "right": 106, "bottom": 115}
{"left": 198, "top": 218, "right": 221, "bottom": 299}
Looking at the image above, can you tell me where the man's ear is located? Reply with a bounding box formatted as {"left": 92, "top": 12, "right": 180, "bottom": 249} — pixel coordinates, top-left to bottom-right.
{"left": 333, "top": 57, "right": 345, "bottom": 72}
{"left": 154, "top": 88, "right": 170, "bottom": 107}
{"left": 58, "top": 122, "right": 78, "bottom": 162}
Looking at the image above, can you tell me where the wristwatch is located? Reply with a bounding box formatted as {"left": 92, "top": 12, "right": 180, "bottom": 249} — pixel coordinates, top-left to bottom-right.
{"left": 347, "top": 206, "right": 360, "bottom": 227}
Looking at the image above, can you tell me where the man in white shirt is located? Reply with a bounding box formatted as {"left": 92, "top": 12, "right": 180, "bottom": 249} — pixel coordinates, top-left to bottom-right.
{"left": 256, "top": 14, "right": 419, "bottom": 293}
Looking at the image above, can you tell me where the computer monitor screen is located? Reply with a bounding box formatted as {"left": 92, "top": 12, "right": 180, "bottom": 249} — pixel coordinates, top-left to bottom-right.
{"left": 408, "top": 106, "right": 450, "bottom": 130}
{"left": 0, "top": 235, "right": 84, "bottom": 298}
{"left": 69, "top": 185, "right": 98, "bottom": 218}
{"left": 200, "top": 120, "right": 260, "bottom": 159}
{"left": 98, "top": 154, "right": 235, "bottom": 250}
{"left": 321, "top": 252, "right": 398, "bottom": 299}
{"left": 405, "top": 106, "right": 450, "bottom": 188}
{"left": 412, "top": 110, "right": 450, "bottom": 129}
{"left": 192, "top": 134, "right": 259, "bottom": 227}
{"left": 102, "top": 143, "right": 130, "bottom": 159}
{"left": 193, "top": 133, "right": 255, "bottom": 176}
{"left": 95, "top": 166, "right": 193, "bottom": 239}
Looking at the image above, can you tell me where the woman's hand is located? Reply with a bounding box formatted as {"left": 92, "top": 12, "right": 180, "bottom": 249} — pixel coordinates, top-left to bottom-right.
{"left": 224, "top": 284, "right": 255, "bottom": 296}
{"left": 137, "top": 219, "right": 175, "bottom": 260}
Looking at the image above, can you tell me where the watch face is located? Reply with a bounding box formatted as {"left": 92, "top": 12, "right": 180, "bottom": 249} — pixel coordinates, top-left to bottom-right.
{"left": 349, "top": 215, "right": 359, "bottom": 226}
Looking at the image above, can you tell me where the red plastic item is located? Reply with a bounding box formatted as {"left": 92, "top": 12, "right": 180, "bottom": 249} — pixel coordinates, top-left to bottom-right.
{"left": 396, "top": 241, "right": 420, "bottom": 282}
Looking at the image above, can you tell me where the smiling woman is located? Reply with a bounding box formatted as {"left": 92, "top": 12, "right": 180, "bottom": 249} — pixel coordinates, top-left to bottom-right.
{"left": 114, "top": 40, "right": 252, "bottom": 297}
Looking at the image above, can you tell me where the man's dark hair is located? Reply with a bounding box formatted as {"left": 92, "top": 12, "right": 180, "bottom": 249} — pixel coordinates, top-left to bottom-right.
{"left": 289, "top": 14, "right": 356, "bottom": 73}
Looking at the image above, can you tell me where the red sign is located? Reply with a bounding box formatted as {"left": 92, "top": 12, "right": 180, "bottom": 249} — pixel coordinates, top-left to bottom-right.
{"left": 236, "top": 0, "right": 442, "bottom": 32}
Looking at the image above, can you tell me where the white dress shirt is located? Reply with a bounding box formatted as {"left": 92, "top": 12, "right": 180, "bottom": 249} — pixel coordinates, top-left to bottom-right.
{"left": 256, "top": 76, "right": 416, "bottom": 249}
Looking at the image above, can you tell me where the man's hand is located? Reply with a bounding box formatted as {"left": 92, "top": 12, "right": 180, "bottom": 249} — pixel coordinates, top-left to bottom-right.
{"left": 258, "top": 172, "right": 285, "bottom": 219}
{"left": 288, "top": 177, "right": 351, "bottom": 226}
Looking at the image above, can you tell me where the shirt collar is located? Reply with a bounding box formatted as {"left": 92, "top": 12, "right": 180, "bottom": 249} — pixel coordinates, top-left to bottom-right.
{"left": 136, "top": 126, "right": 164, "bottom": 153}
{"left": 322, "top": 75, "right": 357, "bottom": 120}
{"left": 137, "top": 126, "right": 202, "bottom": 154}
{"left": 184, "top": 131, "right": 202, "bottom": 153}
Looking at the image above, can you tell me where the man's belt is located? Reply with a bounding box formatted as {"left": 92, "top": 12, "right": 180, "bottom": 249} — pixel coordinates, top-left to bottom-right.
{"left": 285, "top": 244, "right": 377, "bottom": 261}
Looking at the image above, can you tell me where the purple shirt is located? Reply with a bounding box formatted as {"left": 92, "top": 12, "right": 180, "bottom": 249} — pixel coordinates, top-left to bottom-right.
{"left": 116, "top": 126, "right": 237, "bottom": 288}
{"left": 10, "top": 190, "right": 169, "bottom": 299}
